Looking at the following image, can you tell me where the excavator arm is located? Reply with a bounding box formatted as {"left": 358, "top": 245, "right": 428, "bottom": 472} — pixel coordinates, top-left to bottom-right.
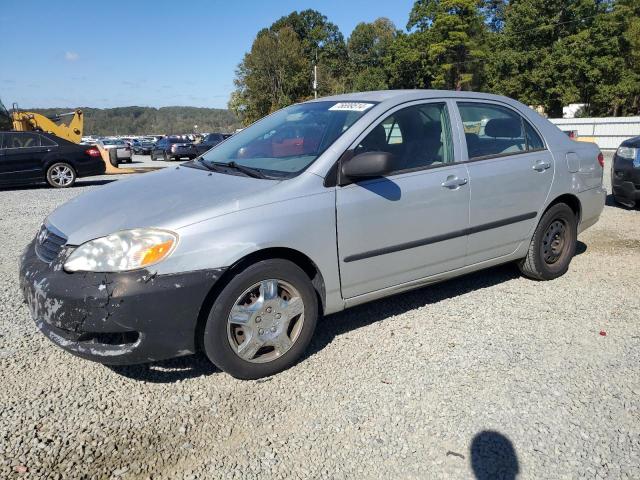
{"left": 10, "top": 104, "right": 84, "bottom": 143}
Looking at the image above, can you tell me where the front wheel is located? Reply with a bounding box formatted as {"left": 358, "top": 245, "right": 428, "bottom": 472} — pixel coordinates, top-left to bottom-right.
{"left": 518, "top": 203, "right": 577, "bottom": 280}
{"left": 203, "top": 259, "right": 318, "bottom": 379}
{"left": 46, "top": 162, "right": 76, "bottom": 188}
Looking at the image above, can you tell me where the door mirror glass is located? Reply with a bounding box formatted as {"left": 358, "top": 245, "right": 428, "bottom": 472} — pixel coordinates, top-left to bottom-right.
{"left": 341, "top": 151, "right": 395, "bottom": 179}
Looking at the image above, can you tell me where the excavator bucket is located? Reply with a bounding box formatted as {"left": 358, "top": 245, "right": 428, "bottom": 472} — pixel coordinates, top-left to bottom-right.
{"left": 97, "top": 145, "right": 156, "bottom": 175}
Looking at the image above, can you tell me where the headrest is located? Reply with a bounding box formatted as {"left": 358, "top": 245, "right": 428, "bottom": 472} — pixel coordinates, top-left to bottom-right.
{"left": 361, "top": 124, "right": 387, "bottom": 151}
{"left": 423, "top": 121, "right": 442, "bottom": 140}
{"left": 485, "top": 118, "right": 522, "bottom": 138}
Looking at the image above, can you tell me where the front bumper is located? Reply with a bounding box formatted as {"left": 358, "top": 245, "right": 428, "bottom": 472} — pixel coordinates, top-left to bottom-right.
{"left": 19, "top": 240, "right": 226, "bottom": 365}
{"left": 612, "top": 155, "right": 640, "bottom": 207}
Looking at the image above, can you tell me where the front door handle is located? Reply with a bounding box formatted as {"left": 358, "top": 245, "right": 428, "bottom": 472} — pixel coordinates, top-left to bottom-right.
{"left": 441, "top": 176, "right": 468, "bottom": 189}
{"left": 533, "top": 160, "right": 551, "bottom": 172}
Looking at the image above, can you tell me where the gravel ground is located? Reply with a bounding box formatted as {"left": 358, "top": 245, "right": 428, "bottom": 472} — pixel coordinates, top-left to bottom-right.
{"left": 1, "top": 153, "right": 639, "bottom": 479}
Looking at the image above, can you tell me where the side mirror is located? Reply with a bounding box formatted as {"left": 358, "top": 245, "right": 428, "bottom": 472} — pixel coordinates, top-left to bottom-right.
{"left": 341, "top": 151, "right": 395, "bottom": 179}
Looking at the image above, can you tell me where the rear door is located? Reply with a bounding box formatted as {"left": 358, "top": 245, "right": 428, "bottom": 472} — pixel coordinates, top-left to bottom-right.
{"left": 454, "top": 101, "right": 553, "bottom": 265}
{"left": 336, "top": 100, "right": 470, "bottom": 299}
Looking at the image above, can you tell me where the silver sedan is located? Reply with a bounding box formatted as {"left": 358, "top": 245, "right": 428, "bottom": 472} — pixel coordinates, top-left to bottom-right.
{"left": 20, "top": 90, "right": 606, "bottom": 379}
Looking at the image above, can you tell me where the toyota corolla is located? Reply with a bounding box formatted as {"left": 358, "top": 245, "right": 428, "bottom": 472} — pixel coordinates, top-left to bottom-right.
{"left": 19, "top": 90, "right": 606, "bottom": 379}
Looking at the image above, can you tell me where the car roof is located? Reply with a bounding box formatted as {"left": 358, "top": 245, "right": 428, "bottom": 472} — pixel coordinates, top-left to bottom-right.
{"left": 309, "top": 89, "right": 519, "bottom": 106}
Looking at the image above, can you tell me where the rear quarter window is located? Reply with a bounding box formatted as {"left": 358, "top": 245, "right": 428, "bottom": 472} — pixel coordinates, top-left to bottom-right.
{"left": 39, "top": 135, "right": 57, "bottom": 147}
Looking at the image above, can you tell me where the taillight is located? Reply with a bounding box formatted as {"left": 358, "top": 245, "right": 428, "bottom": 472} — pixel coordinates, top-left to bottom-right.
{"left": 85, "top": 147, "right": 101, "bottom": 157}
{"left": 597, "top": 152, "right": 604, "bottom": 168}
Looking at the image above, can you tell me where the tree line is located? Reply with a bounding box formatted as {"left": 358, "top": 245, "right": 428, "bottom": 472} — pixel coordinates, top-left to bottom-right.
{"left": 26, "top": 106, "right": 240, "bottom": 136}
{"left": 230, "top": 0, "right": 640, "bottom": 124}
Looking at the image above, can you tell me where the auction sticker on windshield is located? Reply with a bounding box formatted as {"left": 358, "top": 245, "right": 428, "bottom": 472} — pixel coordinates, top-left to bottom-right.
{"left": 329, "top": 102, "right": 374, "bottom": 112}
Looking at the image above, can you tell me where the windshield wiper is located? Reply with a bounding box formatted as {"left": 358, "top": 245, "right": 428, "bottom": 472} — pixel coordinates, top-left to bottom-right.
{"left": 195, "top": 158, "right": 219, "bottom": 172}
{"left": 218, "top": 161, "right": 267, "bottom": 179}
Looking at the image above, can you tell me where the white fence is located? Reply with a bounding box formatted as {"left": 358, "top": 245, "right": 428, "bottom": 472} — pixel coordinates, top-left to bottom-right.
{"left": 549, "top": 116, "right": 640, "bottom": 150}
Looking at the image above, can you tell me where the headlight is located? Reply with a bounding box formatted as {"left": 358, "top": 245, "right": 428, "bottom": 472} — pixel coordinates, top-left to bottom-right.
{"left": 64, "top": 229, "right": 177, "bottom": 272}
{"left": 616, "top": 146, "right": 637, "bottom": 160}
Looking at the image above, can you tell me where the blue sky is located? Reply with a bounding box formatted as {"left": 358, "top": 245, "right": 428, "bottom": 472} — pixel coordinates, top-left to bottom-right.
{"left": 0, "top": 0, "right": 414, "bottom": 109}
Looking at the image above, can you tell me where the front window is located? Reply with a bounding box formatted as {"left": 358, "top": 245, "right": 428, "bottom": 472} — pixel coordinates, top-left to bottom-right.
{"left": 353, "top": 102, "right": 454, "bottom": 173}
{"left": 200, "top": 101, "right": 375, "bottom": 177}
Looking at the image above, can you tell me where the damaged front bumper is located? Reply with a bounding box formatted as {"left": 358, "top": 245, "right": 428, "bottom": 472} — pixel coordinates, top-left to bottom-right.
{"left": 19, "top": 239, "right": 226, "bottom": 365}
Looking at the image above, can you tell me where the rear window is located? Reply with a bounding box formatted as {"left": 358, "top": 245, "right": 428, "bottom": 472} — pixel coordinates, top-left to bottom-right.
{"left": 169, "top": 138, "right": 186, "bottom": 143}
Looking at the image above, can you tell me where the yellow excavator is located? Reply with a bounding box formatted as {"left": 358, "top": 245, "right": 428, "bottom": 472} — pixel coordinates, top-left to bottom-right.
{"left": 1, "top": 99, "right": 138, "bottom": 174}
{"left": 9, "top": 104, "right": 85, "bottom": 143}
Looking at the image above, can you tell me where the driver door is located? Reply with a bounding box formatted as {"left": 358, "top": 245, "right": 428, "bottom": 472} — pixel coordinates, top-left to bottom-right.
{"left": 336, "top": 101, "right": 470, "bottom": 299}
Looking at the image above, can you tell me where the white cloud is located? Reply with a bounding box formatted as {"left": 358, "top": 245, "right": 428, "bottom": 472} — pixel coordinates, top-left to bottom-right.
{"left": 64, "top": 51, "right": 79, "bottom": 62}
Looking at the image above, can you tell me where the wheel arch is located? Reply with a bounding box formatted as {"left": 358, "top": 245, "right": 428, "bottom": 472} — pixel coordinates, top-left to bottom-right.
{"left": 194, "top": 247, "right": 326, "bottom": 351}
{"left": 545, "top": 193, "right": 581, "bottom": 224}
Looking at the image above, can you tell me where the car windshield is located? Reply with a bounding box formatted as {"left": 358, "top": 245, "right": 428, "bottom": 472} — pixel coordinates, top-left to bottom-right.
{"left": 200, "top": 101, "right": 375, "bottom": 177}
{"left": 102, "top": 139, "right": 124, "bottom": 146}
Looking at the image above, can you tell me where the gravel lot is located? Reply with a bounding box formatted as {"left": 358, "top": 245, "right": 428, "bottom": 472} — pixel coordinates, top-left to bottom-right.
{"left": 1, "top": 153, "right": 639, "bottom": 479}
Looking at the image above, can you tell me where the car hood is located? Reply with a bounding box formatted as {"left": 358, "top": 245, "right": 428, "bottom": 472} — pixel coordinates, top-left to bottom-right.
{"left": 46, "top": 165, "right": 282, "bottom": 245}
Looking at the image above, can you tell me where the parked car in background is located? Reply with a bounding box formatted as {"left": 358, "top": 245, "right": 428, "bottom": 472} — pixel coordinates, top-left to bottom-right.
{"left": 194, "top": 132, "right": 232, "bottom": 155}
{"left": 611, "top": 136, "right": 640, "bottom": 207}
{"left": 151, "top": 136, "right": 197, "bottom": 161}
{"left": 19, "top": 90, "right": 605, "bottom": 380}
{"left": 0, "top": 131, "right": 104, "bottom": 188}
{"left": 132, "top": 138, "right": 155, "bottom": 155}
{"left": 97, "top": 138, "right": 132, "bottom": 163}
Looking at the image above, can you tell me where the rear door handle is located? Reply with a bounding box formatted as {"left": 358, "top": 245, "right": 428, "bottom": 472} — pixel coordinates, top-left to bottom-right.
{"left": 533, "top": 160, "right": 551, "bottom": 172}
{"left": 441, "top": 176, "right": 468, "bottom": 189}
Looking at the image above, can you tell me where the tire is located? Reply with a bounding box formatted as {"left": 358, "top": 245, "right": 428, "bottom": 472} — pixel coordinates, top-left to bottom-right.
{"left": 46, "top": 162, "right": 76, "bottom": 188}
{"left": 203, "top": 259, "right": 318, "bottom": 380}
{"left": 518, "top": 202, "right": 577, "bottom": 280}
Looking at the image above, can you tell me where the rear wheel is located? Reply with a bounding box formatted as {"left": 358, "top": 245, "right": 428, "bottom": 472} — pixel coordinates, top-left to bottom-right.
{"left": 518, "top": 203, "right": 577, "bottom": 280}
{"left": 203, "top": 259, "right": 318, "bottom": 379}
{"left": 46, "top": 162, "right": 76, "bottom": 188}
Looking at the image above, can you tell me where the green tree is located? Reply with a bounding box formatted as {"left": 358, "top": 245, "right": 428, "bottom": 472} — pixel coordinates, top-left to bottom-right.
{"left": 384, "top": 31, "right": 433, "bottom": 89}
{"left": 230, "top": 27, "right": 307, "bottom": 124}
{"left": 269, "top": 10, "right": 348, "bottom": 95}
{"left": 485, "top": 0, "right": 633, "bottom": 117}
{"left": 347, "top": 18, "right": 397, "bottom": 91}
{"left": 406, "top": 0, "right": 488, "bottom": 90}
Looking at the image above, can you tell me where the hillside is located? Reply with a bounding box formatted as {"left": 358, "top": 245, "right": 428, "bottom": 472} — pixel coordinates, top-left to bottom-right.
{"left": 30, "top": 106, "right": 241, "bottom": 136}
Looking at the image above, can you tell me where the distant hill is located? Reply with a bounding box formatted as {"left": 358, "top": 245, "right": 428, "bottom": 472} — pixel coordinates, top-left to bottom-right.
{"left": 29, "top": 106, "right": 241, "bottom": 136}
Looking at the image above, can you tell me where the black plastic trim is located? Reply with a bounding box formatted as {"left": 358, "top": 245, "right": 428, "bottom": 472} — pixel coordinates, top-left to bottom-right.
{"left": 343, "top": 211, "right": 537, "bottom": 263}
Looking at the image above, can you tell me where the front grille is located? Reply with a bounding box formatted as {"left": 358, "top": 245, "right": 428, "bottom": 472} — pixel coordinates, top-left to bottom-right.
{"left": 35, "top": 225, "right": 67, "bottom": 263}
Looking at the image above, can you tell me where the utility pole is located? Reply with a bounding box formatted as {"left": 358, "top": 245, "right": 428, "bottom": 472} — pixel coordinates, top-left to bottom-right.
{"left": 313, "top": 64, "right": 318, "bottom": 99}
{"left": 313, "top": 51, "right": 318, "bottom": 99}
